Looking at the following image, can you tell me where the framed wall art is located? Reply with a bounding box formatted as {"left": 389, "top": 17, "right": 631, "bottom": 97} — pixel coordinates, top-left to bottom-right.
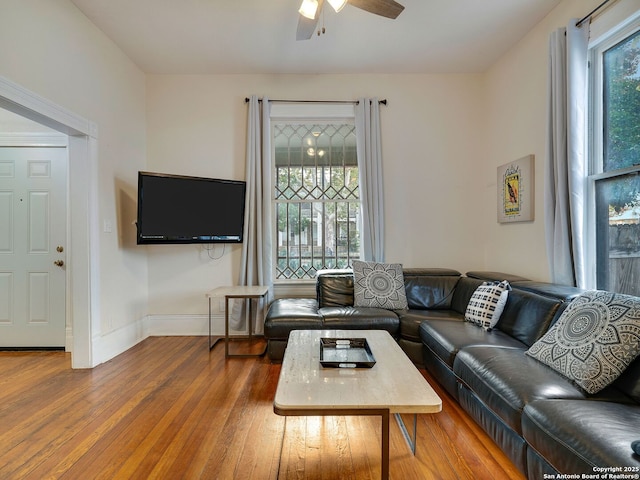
{"left": 497, "top": 154, "right": 534, "bottom": 223}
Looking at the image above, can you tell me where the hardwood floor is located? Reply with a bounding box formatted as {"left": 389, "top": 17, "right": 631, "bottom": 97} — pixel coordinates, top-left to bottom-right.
{"left": 0, "top": 337, "right": 525, "bottom": 479}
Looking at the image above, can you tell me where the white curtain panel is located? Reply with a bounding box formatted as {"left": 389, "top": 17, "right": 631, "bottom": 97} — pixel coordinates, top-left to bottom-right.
{"left": 355, "top": 98, "right": 385, "bottom": 262}
{"left": 544, "top": 20, "right": 590, "bottom": 288}
{"left": 231, "top": 95, "right": 273, "bottom": 332}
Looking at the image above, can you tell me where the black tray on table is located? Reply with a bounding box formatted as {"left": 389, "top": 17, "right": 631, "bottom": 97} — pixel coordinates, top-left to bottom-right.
{"left": 319, "top": 337, "right": 376, "bottom": 368}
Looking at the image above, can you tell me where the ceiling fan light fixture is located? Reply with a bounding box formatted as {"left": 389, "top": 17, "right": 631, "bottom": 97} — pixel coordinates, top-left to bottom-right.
{"left": 327, "top": 0, "right": 348, "bottom": 13}
{"left": 298, "top": 0, "right": 319, "bottom": 19}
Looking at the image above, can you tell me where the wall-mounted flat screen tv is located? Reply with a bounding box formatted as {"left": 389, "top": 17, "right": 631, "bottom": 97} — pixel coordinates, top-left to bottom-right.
{"left": 136, "top": 171, "right": 246, "bottom": 244}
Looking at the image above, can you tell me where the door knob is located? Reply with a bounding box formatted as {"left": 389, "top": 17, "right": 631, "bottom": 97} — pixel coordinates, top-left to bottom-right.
{"left": 54, "top": 260, "right": 64, "bottom": 267}
{"left": 56, "top": 246, "right": 64, "bottom": 253}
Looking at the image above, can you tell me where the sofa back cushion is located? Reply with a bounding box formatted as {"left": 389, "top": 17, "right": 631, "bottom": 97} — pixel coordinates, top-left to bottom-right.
{"left": 611, "top": 355, "right": 640, "bottom": 404}
{"left": 496, "top": 289, "right": 562, "bottom": 347}
{"left": 317, "top": 270, "right": 354, "bottom": 308}
{"left": 451, "top": 277, "right": 485, "bottom": 314}
{"left": 509, "top": 280, "right": 585, "bottom": 303}
{"left": 403, "top": 268, "right": 461, "bottom": 310}
{"left": 317, "top": 267, "right": 462, "bottom": 310}
{"left": 466, "top": 271, "right": 530, "bottom": 283}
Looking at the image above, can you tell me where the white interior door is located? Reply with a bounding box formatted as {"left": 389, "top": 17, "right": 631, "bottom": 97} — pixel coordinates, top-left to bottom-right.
{"left": 0, "top": 146, "right": 67, "bottom": 347}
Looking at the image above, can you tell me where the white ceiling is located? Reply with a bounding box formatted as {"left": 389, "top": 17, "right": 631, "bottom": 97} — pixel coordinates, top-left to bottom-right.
{"left": 69, "top": 0, "right": 563, "bottom": 75}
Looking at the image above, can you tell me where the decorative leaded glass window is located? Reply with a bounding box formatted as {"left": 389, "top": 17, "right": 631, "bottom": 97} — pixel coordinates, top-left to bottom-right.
{"left": 273, "top": 123, "right": 360, "bottom": 280}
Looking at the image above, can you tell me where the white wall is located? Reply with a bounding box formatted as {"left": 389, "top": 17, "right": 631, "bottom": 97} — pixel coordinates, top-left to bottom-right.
{"left": 146, "top": 0, "right": 640, "bottom": 321}
{"left": 0, "top": 0, "right": 148, "bottom": 364}
{"left": 145, "top": 73, "right": 487, "bottom": 316}
{"left": 481, "top": 0, "right": 611, "bottom": 281}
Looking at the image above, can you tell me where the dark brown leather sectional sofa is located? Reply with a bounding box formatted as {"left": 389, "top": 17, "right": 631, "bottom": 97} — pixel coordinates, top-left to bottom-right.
{"left": 264, "top": 268, "right": 640, "bottom": 478}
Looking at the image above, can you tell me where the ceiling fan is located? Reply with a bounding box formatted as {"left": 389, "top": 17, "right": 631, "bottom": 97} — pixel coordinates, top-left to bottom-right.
{"left": 297, "top": 0, "right": 405, "bottom": 40}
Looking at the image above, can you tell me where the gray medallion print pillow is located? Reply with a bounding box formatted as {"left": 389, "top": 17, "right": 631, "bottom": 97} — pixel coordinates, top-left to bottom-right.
{"left": 526, "top": 290, "right": 640, "bottom": 394}
{"left": 352, "top": 260, "right": 408, "bottom": 310}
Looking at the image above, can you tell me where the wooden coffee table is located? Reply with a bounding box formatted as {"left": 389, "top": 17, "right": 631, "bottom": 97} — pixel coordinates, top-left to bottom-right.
{"left": 274, "top": 329, "right": 442, "bottom": 479}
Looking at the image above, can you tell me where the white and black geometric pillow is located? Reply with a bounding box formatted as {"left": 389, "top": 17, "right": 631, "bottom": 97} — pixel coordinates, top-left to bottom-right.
{"left": 465, "top": 280, "right": 511, "bottom": 330}
{"left": 526, "top": 290, "right": 640, "bottom": 394}
{"left": 352, "top": 260, "right": 408, "bottom": 310}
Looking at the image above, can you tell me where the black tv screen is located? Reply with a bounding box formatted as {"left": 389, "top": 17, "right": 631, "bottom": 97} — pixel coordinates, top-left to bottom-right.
{"left": 136, "top": 171, "right": 246, "bottom": 244}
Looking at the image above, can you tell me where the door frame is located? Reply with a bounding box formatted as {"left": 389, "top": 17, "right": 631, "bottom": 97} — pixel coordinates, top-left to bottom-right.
{"left": 0, "top": 75, "right": 98, "bottom": 368}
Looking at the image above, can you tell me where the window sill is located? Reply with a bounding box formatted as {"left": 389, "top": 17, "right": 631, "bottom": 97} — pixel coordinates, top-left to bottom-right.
{"left": 273, "top": 281, "right": 316, "bottom": 299}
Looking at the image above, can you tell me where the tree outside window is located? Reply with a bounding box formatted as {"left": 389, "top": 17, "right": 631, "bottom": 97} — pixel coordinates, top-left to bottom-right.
{"left": 594, "top": 28, "right": 640, "bottom": 296}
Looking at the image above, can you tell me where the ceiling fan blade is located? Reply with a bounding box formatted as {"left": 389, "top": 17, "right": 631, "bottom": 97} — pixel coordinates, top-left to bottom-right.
{"left": 296, "top": 0, "right": 324, "bottom": 40}
{"left": 348, "top": 0, "right": 404, "bottom": 19}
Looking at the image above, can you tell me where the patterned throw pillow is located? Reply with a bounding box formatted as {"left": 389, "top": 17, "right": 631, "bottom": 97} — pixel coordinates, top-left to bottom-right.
{"left": 352, "top": 260, "right": 408, "bottom": 310}
{"left": 526, "top": 290, "right": 640, "bottom": 394}
{"left": 465, "top": 280, "right": 511, "bottom": 330}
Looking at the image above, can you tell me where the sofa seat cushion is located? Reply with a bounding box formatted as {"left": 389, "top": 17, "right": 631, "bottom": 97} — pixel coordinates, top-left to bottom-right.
{"left": 453, "top": 346, "right": 587, "bottom": 434}
{"left": 399, "top": 310, "right": 464, "bottom": 342}
{"left": 319, "top": 306, "right": 399, "bottom": 334}
{"left": 419, "top": 319, "right": 525, "bottom": 368}
{"left": 264, "top": 298, "right": 323, "bottom": 339}
{"left": 523, "top": 399, "right": 640, "bottom": 473}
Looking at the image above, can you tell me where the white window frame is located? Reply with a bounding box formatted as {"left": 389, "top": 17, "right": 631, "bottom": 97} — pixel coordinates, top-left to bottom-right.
{"left": 269, "top": 102, "right": 358, "bottom": 294}
{"left": 587, "top": 8, "right": 640, "bottom": 290}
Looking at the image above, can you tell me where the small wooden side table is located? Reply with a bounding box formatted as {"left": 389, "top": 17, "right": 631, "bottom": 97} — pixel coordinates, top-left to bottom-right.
{"left": 206, "top": 285, "right": 269, "bottom": 357}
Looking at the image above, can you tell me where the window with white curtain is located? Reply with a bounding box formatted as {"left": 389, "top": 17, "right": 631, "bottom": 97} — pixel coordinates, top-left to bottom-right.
{"left": 588, "top": 18, "right": 640, "bottom": 296}
{"left": 271, "top": 104, "right": 360, "bottom": 281}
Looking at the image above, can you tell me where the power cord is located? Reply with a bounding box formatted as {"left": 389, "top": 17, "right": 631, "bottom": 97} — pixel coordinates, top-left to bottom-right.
{"left": 203, "top": 243, "right": 226, "bottom": 260}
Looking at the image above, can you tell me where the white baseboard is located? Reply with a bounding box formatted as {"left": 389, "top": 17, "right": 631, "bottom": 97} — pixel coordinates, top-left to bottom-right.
{"left": 90, "top": 313, "right": 261, "bottom": 366}
{"left": 92, "top": 318, "right": 146, "bottom": 366}
{"left": 143, "top": 313, "right": 255, "bottom": 336}
{"left": 145, "top": 314, "right": 210, "bottom": 336}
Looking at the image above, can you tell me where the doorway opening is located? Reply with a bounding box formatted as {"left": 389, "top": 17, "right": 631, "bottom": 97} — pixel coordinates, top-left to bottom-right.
{"left": 0, "top": 75, "right": 97, "bottom": 368}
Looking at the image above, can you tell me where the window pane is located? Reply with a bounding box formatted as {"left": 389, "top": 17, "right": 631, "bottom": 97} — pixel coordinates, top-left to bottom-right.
{"left": 274, "top": 122, "right": 359, "bottom": 280}
{"left": 275, "top": 200, "right": 360, "bottom": 279}
{"left": 603, "top": 30, "right": 640, "bottom": 172}
{"left": 595, "top": 173, "right": 640, "bottom": 295}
